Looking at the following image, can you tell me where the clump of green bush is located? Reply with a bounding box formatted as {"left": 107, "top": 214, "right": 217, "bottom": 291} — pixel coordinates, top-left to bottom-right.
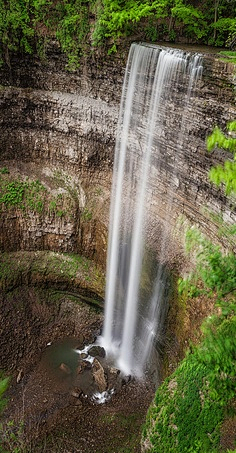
{"left": 0, "top": 0, "right": 236, "bottom": 69}
{"left": 0, "top": 177, "right": 46, "bottom": 212}
{"left": 0, "top": 175, "right": 69, "bottom": 217}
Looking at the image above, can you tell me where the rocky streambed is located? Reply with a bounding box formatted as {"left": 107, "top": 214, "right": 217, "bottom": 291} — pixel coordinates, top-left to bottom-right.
{"left": 0, "top": 279, "right": 155, "bottom": 452}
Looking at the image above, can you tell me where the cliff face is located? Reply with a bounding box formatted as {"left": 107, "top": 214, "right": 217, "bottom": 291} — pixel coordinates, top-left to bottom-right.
{"left": 0, "top": 45, "right": 126, "bottom": 265}
{"left": 0, "top": 43, "right": 235, "bottom": 267}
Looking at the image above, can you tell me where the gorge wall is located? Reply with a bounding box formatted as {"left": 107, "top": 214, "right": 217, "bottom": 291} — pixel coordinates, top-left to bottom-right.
{"left": 0, "top": 42, "right": 235, "bottom": 268}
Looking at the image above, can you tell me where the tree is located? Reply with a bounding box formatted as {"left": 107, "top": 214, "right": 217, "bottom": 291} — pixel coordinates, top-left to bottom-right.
{"left": 171, "top": 3, "right": 207, "bottom": 40}
{"left": 0, "top": 0, "right": 235, "bottom": 65}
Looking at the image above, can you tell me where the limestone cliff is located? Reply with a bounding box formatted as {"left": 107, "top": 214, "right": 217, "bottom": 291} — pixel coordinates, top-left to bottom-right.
{"left": 0, "top": 43, "right": 235, "bottom": 267}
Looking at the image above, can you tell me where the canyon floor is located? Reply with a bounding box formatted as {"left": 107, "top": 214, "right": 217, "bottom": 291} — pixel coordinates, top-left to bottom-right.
{"left": 0, "top": 286, "right": 155, "bottom": 452}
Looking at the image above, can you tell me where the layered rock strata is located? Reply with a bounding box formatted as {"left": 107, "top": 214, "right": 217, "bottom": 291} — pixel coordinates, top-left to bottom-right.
{"left": 0, "top": 44, "right": 235, "bottom": 265}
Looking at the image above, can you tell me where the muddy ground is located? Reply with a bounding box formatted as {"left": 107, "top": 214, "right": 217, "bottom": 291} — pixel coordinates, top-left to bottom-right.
{"left": 0, "top": 286, "right": 155, "bottom": 452}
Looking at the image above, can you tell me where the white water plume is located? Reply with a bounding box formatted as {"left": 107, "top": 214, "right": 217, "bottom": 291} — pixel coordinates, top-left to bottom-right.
{"left": 100, "top": 43, "right": 202, "bottom": 377}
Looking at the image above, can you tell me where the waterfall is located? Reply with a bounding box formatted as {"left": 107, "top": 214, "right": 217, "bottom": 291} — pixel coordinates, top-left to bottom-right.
{"left": 100, "top": 43, "right": 202, "bottom": 377}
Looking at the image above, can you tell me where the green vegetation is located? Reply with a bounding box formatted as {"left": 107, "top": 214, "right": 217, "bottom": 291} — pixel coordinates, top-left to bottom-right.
{"left": 201, "top": 208, "right": 236, "bottom": 250}
{"left": 0, "top": 250, "right": 105, "bottom": 295}
{"left": 143, "top": 227, "right": 236, "bottom": 452}
{"left": 0, "top": 0, "right": 235, "bottom": 68}
{"left": 93, "top": 0, "right": 236, "bottom": 48}
{"left": 207, "top": 120, "right": 236, "bottom": 196}
{"left": 55, "top": 0, "right": 95, "bottom": 69}
{"left": 0, "top": 370, "right": 12, "bottom": 453}
{"left": 219, "top": 50, "right": 236, "bottom": 64}
{"left": 0, "top": 419, "right": 25, "bottom": 453}
{"left": 0, "top": 372, "right": 10, "bottom": 415}
{"left": 0, "top": 173, "right": 76, "bottom": 217}
{"left": 142, "top": 123, "right": 236, "bottom": 452}
{"left": 178, "top": 227, "right": 236, "bottom": 299}
{"left": 144, "top": 339, "right": 234, "bottom": 452}
{"left": 81, "top": 207, "right": 93, "bottom": 222}
{"left": 0, "top": 373, "right": 12, "bottom": 453}
{"left": 0, "top": 177, "right": 46, "bottom": 212}
{"left": 0, "top": 0, "right": 98, "bottom": 70}
{"left": 0, "top": 167, "right": 9, "bottom": 174}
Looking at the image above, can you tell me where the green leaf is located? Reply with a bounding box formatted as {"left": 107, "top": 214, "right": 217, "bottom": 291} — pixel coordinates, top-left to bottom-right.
{"left": 0, "top": 377, "right": 10, "bottom": 397}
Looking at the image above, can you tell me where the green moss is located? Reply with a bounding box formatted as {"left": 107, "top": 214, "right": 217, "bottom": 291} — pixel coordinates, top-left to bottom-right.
{"left": 0, "top": 167, "right": 9, "bottom": 175}
{"left": 0, "top": 251, "right": 105, "bottom": 297}
{"left": 143, "top": 225, "right": 236, "bottom": 453}
{"left": 144, "top": 330, "right": 234, "bottom": 452}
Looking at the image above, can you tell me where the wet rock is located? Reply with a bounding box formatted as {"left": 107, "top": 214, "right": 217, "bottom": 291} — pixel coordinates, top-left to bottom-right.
{"left": 77, "top": 368, "right": 95, "bottom": 397}
{"left": 88, "top": 345, "right": 106, "bottom": 358}
{"left": 70, "top": 388, "right": 82, "bottom": 398}
{"left": 59, "top": 363, "right": 71, "bottom": 374}
{"left": 121, "top": 374, "right": 132, "bottom": 385}
{"left": 92, "top": 358, "right": 107, "bottom": 393}
{"left": 77, "top": 360, "right": 92, "bottom": 374}
{"left": 74, "top": 398, "right": 83, "bottom": 406}
{"left": 107, "top": 366, "right": 121, "bottom": 390}
{"left": 110, "top": 366, "right": 120, "bottom": 376}
{"left": 75, "top": 334, "right": 85, "bottom": 350}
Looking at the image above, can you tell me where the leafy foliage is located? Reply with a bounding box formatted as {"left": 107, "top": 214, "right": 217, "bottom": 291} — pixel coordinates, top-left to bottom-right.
{"left": 178, "top": 227, "right": 236, "bottom": 300}
{"left": 0, "top": 0, "right": 34, "bottom": 61}
{"left": 0, "top": 0, "right": 236, "bottom": 66}
{"left": 93, "top": 0, "right": 168, "bottom": 42}
{"left": 0, "top": 173, "right": 75, "bottom": 217}
{"left": 93, "top": 0, "right": 207, "bottom": 45}
{"left": 212, "top": 17, "right": 236, "bottom": 47}
{"left": 0, "top": 372, "right": 10, "bottom": 415}
{"left": 199, "top": 313, "right": 236, "bottom": 402}
{"left": 92, "top": 0, "right": 236, "bottom": 48}
{"left": 0, "top": 0, "right": 96, "bottom": 68}
{"left": 207, "top": 121, "right": 236, "bottom": 196}
{"left": 55, "top": 0, "right": 93, "bottom": 69}
{"left": 171, "top": 4, "right": 207, "bottom": 39}
{"left": 0, "top": 177, "right": 47, "bottom": 212}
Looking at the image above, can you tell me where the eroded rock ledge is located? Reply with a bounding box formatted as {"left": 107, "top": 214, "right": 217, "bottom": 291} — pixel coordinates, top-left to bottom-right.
{"left": 0, "top": 44, "right": 235, "bottom": 266}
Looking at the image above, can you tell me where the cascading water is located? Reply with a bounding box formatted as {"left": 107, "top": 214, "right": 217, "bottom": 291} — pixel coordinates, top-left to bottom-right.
{"left": 100, "top": 43, "right": 202, "bottom": 377}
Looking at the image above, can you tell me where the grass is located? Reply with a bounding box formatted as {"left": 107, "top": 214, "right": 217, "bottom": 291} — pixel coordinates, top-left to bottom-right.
{"left": 0, "top": 373, "right": 12, "bottom": 453}
{"left": 218, "top": 50, "right": 236, "bottom": 64}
